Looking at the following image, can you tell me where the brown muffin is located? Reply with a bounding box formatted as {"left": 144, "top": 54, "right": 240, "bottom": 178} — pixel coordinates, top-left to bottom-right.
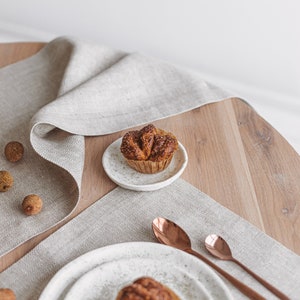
{"left": 120, "top": 124, "right": 178, "bottom": 174}
{"left": 116, "top": 277, "right": 180, "bottom": 300}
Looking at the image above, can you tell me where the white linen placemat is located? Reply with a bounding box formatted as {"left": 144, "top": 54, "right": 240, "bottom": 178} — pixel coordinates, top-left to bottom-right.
{"left": 0, "top": 37, "right": 234, "bottom": 256}
{"left": 0, "top": 179, "right": 299, "bottom": 299}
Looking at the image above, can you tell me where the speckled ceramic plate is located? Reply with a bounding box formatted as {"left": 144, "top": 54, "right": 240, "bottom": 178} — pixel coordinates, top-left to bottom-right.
{"left": 64, "top": 258, "right": 210, "bottom": 300}
{"left": 102, "top": 138, "right": 188, "bottom": 191}
{"left": 39, "top": 242, "right": 233, "bottom": 300}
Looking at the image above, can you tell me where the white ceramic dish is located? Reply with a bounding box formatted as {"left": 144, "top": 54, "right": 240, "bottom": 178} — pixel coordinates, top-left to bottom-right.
{"left": 64, "top": 258, "right": 210, "bottom": 300}
{"left": 102, "top": 138, "right": 188, "bottom": 191}
{"left": 39, "top": 242, "right": 233, "bottom": 300}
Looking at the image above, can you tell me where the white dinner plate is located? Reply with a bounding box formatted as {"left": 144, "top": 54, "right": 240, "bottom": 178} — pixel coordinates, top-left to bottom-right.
{"left": 39, "top": 242, "right": 233, "bottom": 300}
{"left": 64, "top": 258, "right": 210, "bottom": 299}
{"left": 102, "top": 138, "right": 188, "bottom": 191}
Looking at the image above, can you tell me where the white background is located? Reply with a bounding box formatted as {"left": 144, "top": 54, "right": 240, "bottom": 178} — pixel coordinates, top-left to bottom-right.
{"left": 0, "top": 0, "right": 299, "bottom": 153}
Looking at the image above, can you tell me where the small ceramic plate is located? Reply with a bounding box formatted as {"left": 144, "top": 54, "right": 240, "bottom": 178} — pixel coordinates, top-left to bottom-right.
{"left": 39, "top": 242, "right": 233, "bottom": 300}
{"left": 102, "top": 138, "right": 188, "bottom": 191}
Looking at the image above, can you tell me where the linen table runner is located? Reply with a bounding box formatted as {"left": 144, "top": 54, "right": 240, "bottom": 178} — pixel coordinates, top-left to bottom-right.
{"left": 0, "top": 179, "right": 299, "bottom": 299}
{"left": 0, "top": 37, "right": 233, "bottom": 256}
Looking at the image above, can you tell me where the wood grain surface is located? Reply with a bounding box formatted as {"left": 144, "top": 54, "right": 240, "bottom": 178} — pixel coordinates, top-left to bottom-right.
{"left": 0, "top": 42, "right": 299, "bottom": 272}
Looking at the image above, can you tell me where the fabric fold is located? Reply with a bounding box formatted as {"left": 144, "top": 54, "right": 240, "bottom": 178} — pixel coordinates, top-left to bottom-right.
{"left": 0, "top": 36, "right": 234, "bottom": 257}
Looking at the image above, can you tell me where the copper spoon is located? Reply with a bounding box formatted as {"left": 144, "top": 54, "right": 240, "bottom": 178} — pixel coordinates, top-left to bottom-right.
{"left": 205, "top": 234, "right": 289, "bottom": 300}
{"left": 152, "top": 217, "right": 266, "bottom": 300}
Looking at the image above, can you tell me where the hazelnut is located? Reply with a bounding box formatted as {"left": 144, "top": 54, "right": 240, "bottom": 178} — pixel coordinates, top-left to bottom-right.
{"left": 0, "top": 288, "right": 16, "bottom": 300}
{"left": 0, "top": 170, "right": 14, "bottom": 192}
{"left": 22, "top": 194, "right": 43, "bottom": 216}
{"left": 4, "top": 141, "right": 24, "bottom": 162}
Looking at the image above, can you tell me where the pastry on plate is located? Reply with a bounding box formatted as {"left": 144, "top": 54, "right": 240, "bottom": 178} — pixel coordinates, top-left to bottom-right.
{"left": 120, "top": 124, "right": 178, "bottom": 174}
{"left": 116, "top": 277, "right": 180, "bottom": 300}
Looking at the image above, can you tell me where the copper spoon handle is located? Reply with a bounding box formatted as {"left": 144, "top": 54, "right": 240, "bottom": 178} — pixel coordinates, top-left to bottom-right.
{"left": 231, "top": 258, "right": 289, "bottom": 300}
{"left": 186, "top": 248, "right": 266, "bottom": 300}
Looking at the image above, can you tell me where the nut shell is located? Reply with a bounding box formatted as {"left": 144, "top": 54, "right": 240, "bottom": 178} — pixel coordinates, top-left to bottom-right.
{"left": 22, "top": 194, "right": 43, "bottom": 216}
{"left": 0, "top": 288, "right": 16, "bottom": 300}
{"left": 0, "top": 170, "right": 14, "bottom": 192}
{"left": 4, "top": 141, "right": 24, "bottom": 162}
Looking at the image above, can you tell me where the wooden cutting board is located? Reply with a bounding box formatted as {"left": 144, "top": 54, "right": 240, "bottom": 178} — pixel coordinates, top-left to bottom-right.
{"left": 1, "top": 42, "right": 300, "bottom": 272}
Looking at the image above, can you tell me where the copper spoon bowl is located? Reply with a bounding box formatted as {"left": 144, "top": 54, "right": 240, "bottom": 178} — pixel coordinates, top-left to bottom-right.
{"left": 152, "top": 217, "right": 266, "bottom": 300}
{"left": 205, "top": 234, "right": 289, "bottom": 300}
